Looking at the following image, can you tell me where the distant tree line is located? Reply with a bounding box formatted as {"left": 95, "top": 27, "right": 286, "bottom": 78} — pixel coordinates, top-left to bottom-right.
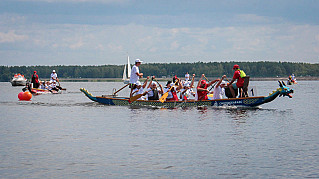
{"left": 1, "top": 61, "right": 318, "bottom": 82}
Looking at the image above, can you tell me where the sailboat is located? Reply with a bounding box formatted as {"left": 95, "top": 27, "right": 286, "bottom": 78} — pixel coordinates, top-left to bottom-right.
{"left": 122, "top": 56, "right": 131, "bottom": 84}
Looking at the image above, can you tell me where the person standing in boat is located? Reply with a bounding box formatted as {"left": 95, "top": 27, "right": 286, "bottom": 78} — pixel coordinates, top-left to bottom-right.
{"left": 31, "top": 71, "right": 40, "bottom": 88}
{"left": 227, "top": 64, "right": 246, "bottom": 98}
{"left": 197, "top": 74, "right": 219, "bottom": 100}
{"left": 129, "top": 59, "right": 144, "bottom": 96}
{"left": 50, "top": 70, "right": 59, "bottom": 83}
{"left": 185, "top": 72, "right": 190, "bottom": 81}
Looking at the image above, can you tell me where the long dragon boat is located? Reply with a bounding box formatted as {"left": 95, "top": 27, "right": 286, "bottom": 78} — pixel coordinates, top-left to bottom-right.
{"left": 80, "top": 81, "right": 293, "bottom": 108}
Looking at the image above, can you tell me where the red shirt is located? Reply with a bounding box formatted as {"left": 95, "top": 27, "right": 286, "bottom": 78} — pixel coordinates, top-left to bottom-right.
{"left": 233, "top": 70, "right": 245, "bottom": 88}
{"left": 197, "top": 84, "right": 208, "bottom": 100}
{"left": 32, "top": 74, "right": 39, "bottom": 83}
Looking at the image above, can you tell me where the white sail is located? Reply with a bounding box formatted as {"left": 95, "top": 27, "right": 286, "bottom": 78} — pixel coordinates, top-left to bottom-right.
{"left": 122, "top": 56, "right": 131, "bottom": 84}
{"left": 122, "top": 63, "right": 127, "bottom": 80}
{"left": 127, "top": 56, "right": 131, "bottom": 78}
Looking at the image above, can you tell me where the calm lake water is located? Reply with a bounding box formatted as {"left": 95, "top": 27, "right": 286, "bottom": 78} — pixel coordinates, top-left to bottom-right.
{"left": 0, "top": 81, "right": 318, "bottom": 178}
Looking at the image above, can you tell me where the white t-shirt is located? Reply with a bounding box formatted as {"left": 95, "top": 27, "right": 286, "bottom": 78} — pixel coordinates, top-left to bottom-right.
{"left": 185, "top": 73, "right": 190, "bottom": 81}
{"left": 129, "top": 65, "right": 139, "bottom": 84}
{"left": 181, "top": 88, "right": 194, "bottom": 100}
{"left": 132, "top": 87, "right": 145, "bottom": 100}
{"left": 50, "top": 73, "right": 57, "bottom": 82}
{"left": 146, "top": 87, "right": 154, "bottom": 97}
{"left": 212, "top": 86, "right": 225, "bottom": 100}
{"left": 49, "top": 83, "right": 57, "bottom": 89}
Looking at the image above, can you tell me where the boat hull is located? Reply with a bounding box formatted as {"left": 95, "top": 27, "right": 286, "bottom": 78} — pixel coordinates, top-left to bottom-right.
{"left": 31, "top": 88, "right": 62, "bottom": 95}
{"left": 80, "top": 88, "right": 283, "bottom": 108}
{"left": 11, "top": 80, "right": 27, "bottom": 86}
{"left": 95, "top": 96, "right": 266, "bottom": 108}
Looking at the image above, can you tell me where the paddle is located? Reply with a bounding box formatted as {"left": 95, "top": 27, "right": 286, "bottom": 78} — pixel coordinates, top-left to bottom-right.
{"left": 203, "top": 76, "right": 218, "bottom": 93}
{"left": 198, "top": 76, "right": 218, "bottom": 100}
{"left": 113, "top": 84, "right": 129, "bottom": 96}
{"left": 56, "top": 78, "right": 66, "bottom": 90}
{"left": 152, "top": 77, "right": 161, "bottom": 87}
{"left": 128, "top": 90, "right": 151, "bottom": 103}
{"left": 159, "top": 80, "right": 179, "bottom": 103}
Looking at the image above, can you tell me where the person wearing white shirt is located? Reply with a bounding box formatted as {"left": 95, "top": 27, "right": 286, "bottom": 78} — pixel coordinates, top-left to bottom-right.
{"left": 130, "top": 59, "right": 143, "bottom": 85}
{"left": 50, "top": 70, "right": 58, "bottom": 83}
{"left": 130, "top": 59, "right": 144, "bottom": 96}
{"left": 180, "top": 74, "right": 195, "bottom": 100}
{"left": 146, "top": 81, "right": 163, "bottom": 100}
{"left": 212, "top": 75, "right": 227, "bottom": 100}
{"left": 163, "top": 79, "right": 182, "bottom": 101}
{"left": 131, "top": 79, "right": 149, "bottom": 100}
{"left": 185, "top": 72, "right": 190, "bottom": 81}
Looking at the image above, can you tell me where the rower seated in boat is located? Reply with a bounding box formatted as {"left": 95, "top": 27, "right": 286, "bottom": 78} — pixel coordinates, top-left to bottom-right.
{"left": 163, "top": 79, "right": 182, "bottom": 101}
{"left": 180, "top": 74, "right": 196, "bottom": 101}
{"left": 211, "top": 75, "right": 227, "bottom": 100}
{"left": 146, "top": 81, "right": 163, "bottom": 100}
{"left": 49, "top": 82, "right": 59, "bottom": 92}
{"left": 39, "top": 81, "right": 46, "bottom": 89}
{"left": 131, "top": 78, "right": 149, "bottom": 100}
{"left": 197, "top": 74, "right": 219, "bottom": 100}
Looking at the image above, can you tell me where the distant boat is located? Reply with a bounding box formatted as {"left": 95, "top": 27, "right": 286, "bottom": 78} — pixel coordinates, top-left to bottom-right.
{"left": 122, "top": 56, "right": 131, "bottom": 84}
{"left": 11, "top": 73, "right": 27, "bottom": 86}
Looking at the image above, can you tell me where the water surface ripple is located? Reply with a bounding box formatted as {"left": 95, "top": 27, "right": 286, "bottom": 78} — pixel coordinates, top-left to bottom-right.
{"left": 0, "top": 81, "right": 318, "bottom": 178}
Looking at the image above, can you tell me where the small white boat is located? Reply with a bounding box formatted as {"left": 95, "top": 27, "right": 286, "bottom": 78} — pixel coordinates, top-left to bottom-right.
{"left": 122, "top": 56, "right": 131, "bottom": 84}
{"left": 11, "top": 73, "right": 27, "bottom": 86}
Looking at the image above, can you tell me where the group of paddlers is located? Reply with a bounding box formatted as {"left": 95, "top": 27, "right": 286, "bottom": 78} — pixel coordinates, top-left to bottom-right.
{"left": 128, "top": 59, "right": 248, "bottom": 102}
{"left": 26, "top": 70, "right": 62, "bottom": 92}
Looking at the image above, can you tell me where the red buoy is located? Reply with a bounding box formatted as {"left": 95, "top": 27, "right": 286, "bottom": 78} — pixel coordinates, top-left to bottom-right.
{"left": 18, "top": 91, "right": 32, "bottom": 101}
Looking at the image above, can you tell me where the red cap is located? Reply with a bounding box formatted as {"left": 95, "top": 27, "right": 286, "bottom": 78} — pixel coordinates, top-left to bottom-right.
{"left": 233, "top": 64, "right": 239, "bottom": 69}
{"left": 34, "top": 71, "right": 37, "bottom": 73}
{"left": 201, "top": 80, "right": 206, "bottom": 85}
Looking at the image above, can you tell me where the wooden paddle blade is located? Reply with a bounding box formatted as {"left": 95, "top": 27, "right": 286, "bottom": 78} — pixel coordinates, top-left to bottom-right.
{"left": 129, "top": 94, "right": 144, "bottom": 103}
{"left": 159, "top": 92, "right": 168, "bottom": 103}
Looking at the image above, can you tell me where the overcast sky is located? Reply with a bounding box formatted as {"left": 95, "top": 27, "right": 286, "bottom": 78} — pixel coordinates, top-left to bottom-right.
{"left": 0, "top": 0, "right": 318, "bottom": 66}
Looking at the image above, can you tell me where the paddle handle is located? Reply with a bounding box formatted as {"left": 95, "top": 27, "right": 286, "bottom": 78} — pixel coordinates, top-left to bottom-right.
{"left": 159, "top": 80, "right": 179, "bottom": 103}
{"left": 204, "top": 76, "right": 210, "bottom": 82}
{"left": 113, "top": 84, "right": 129, "bottom": 95}
{"left": 153, "top": 78, "right": 161, "bottom": 86}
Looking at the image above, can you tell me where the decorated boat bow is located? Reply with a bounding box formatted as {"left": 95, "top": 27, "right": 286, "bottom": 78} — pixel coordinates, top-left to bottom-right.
{"left": 80, "top": 81, "right": 293, "bottom": 108}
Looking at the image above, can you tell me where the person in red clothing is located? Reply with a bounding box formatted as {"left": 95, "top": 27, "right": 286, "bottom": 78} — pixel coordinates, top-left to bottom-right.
{"left": 197, "top": 74, "right": 219, "bottom": 100}
{"left": 227, "top": 64, "right": 246, "bottom": 98}
{"left": 31, "top": 71, "right": 40, "bottom": 88}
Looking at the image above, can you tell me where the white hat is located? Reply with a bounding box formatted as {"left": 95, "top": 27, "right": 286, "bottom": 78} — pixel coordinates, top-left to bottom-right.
{"left": 136, "top": 81, "right": 141, "bottom": 86}
{"left": 221, "top": 80, "right": 227, "bottom": 85}
{"left": 52, "top": 70, "right": 56, "bottom": 72}
{"left": 135, "top": 59, "right": 143, "bottom": 63}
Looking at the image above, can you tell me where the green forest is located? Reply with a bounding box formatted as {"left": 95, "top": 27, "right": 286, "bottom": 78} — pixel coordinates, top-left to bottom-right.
{"left": 1, "top": 61, "right": 318, "bottom": 82}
